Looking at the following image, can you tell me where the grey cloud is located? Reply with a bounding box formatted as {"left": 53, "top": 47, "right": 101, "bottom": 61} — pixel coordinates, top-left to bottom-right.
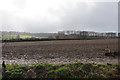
{"left": 12, "top": 0, "right": 27, "bottom": 9}
{"left": 2, "top": 2, "right": 118, "bottom": 33}
{"left": 58, "top": 2, "right": 118, "bottom": 32}
{"left": 2, "top": 11, "right": 25, "bottom": 31}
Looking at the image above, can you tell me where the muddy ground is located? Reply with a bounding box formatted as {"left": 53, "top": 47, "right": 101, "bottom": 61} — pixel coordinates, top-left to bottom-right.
{"left": 2, "top": 39, "right": 118, "bottom": 65}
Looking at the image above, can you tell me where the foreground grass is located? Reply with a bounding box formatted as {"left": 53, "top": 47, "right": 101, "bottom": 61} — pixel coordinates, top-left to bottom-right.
{"left": 2, "top": 62, "right": 120, "bottom": 79}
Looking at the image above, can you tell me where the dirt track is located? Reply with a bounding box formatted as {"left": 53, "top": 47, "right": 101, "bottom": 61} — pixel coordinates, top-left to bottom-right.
{"left": 2, "top": 39, "right": 118, "bottom": 64}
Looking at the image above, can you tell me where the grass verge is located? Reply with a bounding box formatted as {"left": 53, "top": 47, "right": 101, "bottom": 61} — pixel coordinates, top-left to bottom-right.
{"left": 1, "top": 62, "right": 120, "bottom": 79}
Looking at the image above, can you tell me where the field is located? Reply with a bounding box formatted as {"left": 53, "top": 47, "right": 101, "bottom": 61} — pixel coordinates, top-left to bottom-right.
{"left": 2, "top": 39, "right": 118, "bottom": 65}
{"left": 2, "top": 35, "right": 42, "bottom": 40}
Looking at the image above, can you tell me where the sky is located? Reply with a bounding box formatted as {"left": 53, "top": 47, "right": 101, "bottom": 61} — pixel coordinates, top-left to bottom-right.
{"left": 0, "top": 0, "right": 119, "bottom": 33}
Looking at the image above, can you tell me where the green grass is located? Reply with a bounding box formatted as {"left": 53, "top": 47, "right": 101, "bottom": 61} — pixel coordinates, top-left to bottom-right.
{"left": 20, "top": 35, "right": 45, "bottom": 39}
{"left": 20, "top": 35, "right": 32, "bottom": 39}
{"left": 2, "top": 35, "right": 42, "bottom": 40}
{"left": 2, "top": 35, "right": 17, "bottom": 40}
{"left": 2, "top": 62, "right": 120, "bottom": 79}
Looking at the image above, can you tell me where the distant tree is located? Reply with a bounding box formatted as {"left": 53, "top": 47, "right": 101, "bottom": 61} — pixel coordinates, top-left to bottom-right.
{"left": 16, "top": 35, "right": 20, "bottom": 40}
{"left": 55, "top": 36, "right": 59, "bottom": 39}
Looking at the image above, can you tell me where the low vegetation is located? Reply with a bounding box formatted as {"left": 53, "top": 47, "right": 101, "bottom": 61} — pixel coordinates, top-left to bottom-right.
{"left": 2, "top": 62, "right": 120, "bottom": 79}
{"left": 2, "top": 35, "right": 41, "bottom": 40}
{"left": 1, "top": 31, "right": 118, "bottom": 42}
{"left": 2, "top": 34, "right": 49, "bottom": 42}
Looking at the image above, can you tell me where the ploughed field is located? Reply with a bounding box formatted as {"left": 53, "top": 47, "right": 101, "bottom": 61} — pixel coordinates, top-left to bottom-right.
{"left": 2, "top": 39, "right": 118, "bottom": 65}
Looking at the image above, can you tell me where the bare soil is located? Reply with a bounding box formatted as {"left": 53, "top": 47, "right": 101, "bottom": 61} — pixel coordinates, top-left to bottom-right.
{"left": 2, "top": 39, "right": 118, "bottom": 65}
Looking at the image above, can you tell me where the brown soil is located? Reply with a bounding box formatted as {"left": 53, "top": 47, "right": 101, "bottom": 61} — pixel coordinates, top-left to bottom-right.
{"left": 2, "top": 39, "right": 118, "bottom": 65}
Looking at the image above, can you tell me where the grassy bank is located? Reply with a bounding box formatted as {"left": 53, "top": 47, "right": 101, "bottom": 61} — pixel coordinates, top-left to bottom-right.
{"left": 2, "top": 62, "right": 120, "bottom": 79}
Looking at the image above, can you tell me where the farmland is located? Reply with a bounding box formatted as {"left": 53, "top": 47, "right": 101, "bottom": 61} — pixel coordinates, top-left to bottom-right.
{"left": 2, "top": 39, "right": 118, "bottom": 65}
{"left": 2, "top": 35, "right": 42, "bottom": 40}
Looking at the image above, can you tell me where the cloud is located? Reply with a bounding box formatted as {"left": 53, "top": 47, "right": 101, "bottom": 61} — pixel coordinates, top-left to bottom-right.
{"left": 1, "top": 11, "right": 25, "bottom": 31}
{"left": 59, "top": 2, "right": 118, "bottom": 32}
{"left": 0, "top": 0, "right": 118, "bottom": 33}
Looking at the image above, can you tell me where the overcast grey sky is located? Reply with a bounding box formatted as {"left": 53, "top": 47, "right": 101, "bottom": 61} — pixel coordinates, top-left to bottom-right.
{"left": 0, "top": 0, "right": 119, "bottom": 33}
